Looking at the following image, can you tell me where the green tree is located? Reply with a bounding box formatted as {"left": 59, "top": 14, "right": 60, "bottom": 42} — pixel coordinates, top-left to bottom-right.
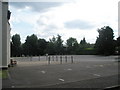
{"left": 66, "top": 37, "right": 79, "bottom": 54}
{"left": 45, "top": 35, "right": 64, "bottom": 55}
{"left": 23, "top": 34, "right": 38, "bottom": 56}
{"left": 37, "top": 39, "right": 47, "bottom": 55}
{"left": 11, "top": 34, "right": 22, "bottom": 57}
{"left": 79, "top": 37, "right": 88, "bottom": 49}
{"left": 117, "top": 36, "right": 120, "bottom": 46}
{"left": 56, "top": 35, "right": 64, "bottom": 54}
{"left": 95, "top": 26, "right": 115, "bottom": 55}
{"left": 46, "top": 36, "right": 56, "bottom": 55}
{"left": 80, "top": 37, "right": 87, "bottom": 45}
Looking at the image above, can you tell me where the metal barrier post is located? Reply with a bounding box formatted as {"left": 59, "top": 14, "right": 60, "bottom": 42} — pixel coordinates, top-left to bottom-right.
{"left": 60, "top": 56, "right": 62, "bottom": 64}
{"left": 52, "top": 55, "right": 54, "bottom": 61}
{"left": 65, "top": 56, "right": 67, "bottom": 63}
{"left": 46, "top": 54, "right": 48, "bottom": 61}
{"left": 71, "top": 56, "right": 73, "bottom": 63}
{"left": 48, "top": 56, "right": 50, "bottom": 64}
{"left": 30, "top": 56, "right": 32, "bottom": 61}
{"left": 39, "top": 55, "right": 40, "bottom": 61}
{"left": 56, "top": 55, "right": 58, "bottom": 61}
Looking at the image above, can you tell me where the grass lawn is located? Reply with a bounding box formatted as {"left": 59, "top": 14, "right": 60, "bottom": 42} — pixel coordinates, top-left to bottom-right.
{"left": 85, "top": 48, "right": 94, "bottom": 50}
{"left": 0, "top": 70, "right": 8, "bottom": 79}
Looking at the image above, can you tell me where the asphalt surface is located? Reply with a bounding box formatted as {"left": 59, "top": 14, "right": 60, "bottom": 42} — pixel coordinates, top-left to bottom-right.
{"left": 2, "top": 55, "right": 120, "bottom": 89}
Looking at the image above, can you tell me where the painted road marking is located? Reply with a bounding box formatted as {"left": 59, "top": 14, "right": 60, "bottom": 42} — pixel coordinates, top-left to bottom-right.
{"left": 86, "top": 66, "right": 91, "bottom": 68}
{"left": 99, "top": 65, "right": 104, "bottom": 67}
{"left": 11, "top": 86, "right": 15, "bottom": 88}
{"left": 93, "top": 65, "right": 98, "bottom": 67}
{"left": 59, "top": 78, "right": 65, "bottom": 82}
{"left": 93, "top": 74, "right": 101, "bottom": 77}
{"left": 105, "top": 85, "right": 120, "bottom": 89}
{"left": 41, "top": 71, "right": 46, "bottom": 74}
{"left": 64, "top": 68, "right": 72, "bottom": 71}
{"left": 93, "top": 64, "right": 104, "bottom": 67}
{"left": 67, "top": 68, "right": 72, "bottom": 71}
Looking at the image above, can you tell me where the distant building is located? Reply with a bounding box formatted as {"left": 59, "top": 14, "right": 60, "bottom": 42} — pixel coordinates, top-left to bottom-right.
{"left": 0, "top": 2, "right": 11, "bottom": 69}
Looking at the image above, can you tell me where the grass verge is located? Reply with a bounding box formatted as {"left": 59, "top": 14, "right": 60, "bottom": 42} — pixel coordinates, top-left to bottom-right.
{"left": 0, "top": 70, "right": 8, "bottom": 79}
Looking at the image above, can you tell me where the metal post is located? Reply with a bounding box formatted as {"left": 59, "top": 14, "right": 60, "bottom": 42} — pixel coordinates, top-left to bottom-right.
{"left": 71, "top": 56, "right": 73, "bottom": 64}
{"left": 46, "top": 55, "right": 48, "bottom": 61}
{"left": 30, "top": 56, "right": 32, "bottom": 61}
{"left": 48, "top": 56, "right": 50, "bottom": 64}
{"left": 46, "top": 54, "right": 48, "bottom": 61}
{"left": 60, "top": 56, "right": 62, "bottom": 64}
{"left": 56, "top": 55, "right": 58, "bottom": 61}
{"left": 65, "top": 56, "right": 67, "bottom": 63}
{"left": 39, "top": 55, "right": 40, "bottom": 61}
{"left": 52, "top": 55, "right": 54, "bottom": 61}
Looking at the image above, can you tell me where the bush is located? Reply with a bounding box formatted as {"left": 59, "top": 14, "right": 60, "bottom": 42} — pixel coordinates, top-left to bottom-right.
{"left": 77, "top": 48, "right": 96, "bottom": 55}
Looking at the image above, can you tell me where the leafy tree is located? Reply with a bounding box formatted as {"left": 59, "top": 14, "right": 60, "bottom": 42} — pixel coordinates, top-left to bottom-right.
{"left": 95, "top": 26, "right": 115, "bottom": 55}
{"left": 46, "top": 35, "right": 64, "bottom": 55}
{"left": 46, "top": 36, "right": 56, "bottom": 55}
{"left": 11, "top": 34, "right": 22, "bottom": 57}
{"left": 56, "top": 35, "right": 64, "bottom": 54}
{"left": 46, "top": 42, "right": 55, "bottom": 55}
{"left": 66, "top": 37, "right": 79, "bottom": 54}
{"left": 79, "top": 37, "right": 88, "bottom": 49}
{"left": 23, "top": 34, "right": 38, "bottom": 56}
{"left": 117, "top": 36, "right": 120, "bottom": 46}
{"left": 37, "top": 39, "right": 47, "bottom": 55}
{"left": 80, "top": 37, "right": 87, "bottom": 45}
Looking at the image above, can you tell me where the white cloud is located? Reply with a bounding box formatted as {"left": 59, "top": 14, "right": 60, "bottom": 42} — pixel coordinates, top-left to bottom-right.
{"left": 9, "top": 0, "right": 119, "bottom": 43}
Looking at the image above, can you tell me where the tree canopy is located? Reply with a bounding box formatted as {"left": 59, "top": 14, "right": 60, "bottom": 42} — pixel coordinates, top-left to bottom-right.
{"left": 95, "top": 26, "right": 115, "bottom": 55}
{"left": 11, "top": 34, "right": 21, "bottom": 57}
{"left": 11, "top": 26, "right": 118, "bottom": 57}
{"left": 66, "top": 37, "right": 78, "bottom": 54}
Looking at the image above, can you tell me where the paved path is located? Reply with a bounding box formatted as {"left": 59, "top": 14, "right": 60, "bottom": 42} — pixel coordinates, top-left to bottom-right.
{"left": 2, "top": 55, "right": 120, "bottom": 89}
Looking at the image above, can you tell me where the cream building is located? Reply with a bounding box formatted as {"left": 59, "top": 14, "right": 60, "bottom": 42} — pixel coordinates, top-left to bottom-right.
{"left": 0, "top": 1, "right": 10, "bottom": 69}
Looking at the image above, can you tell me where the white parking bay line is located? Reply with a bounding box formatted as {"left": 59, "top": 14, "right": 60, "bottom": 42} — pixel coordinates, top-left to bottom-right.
{"left": 93, "top": 74, "right": 101, "bottom": 77}
{"left": 67, "top": 68, "right": 72, "bottom": 71}
{"left": 64, "top": 68, "right": 72, "bottom": 71}
{"left": 93, "top": 65, "right": 98, "bottom": 67}
{"left": 105, "top": 85, "right": 120, "bottom": 89}
{"left": 99, "top": 65, "right": 104, "bottom": 67}
{"left": 11, "top": 86, "right": 15, "bottom": 88}
{"left": 86, "top": 66, "right": 91, "bottom": 68}
{"left": 41, "top": 71, "right": 46, "bottom": 74}
{"left": 59, "top": 78, "right": 65, "bottom": 82}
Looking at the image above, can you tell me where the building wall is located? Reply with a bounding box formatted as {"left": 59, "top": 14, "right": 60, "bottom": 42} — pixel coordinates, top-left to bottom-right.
{"left": 0, "top": 1, "right": 2, "bottom": 68}
{"left": 118, "top": 1, "right": 120, "bottom": 36}
{"left": 0, "top": 1, "right": 1, "bottom": 87}
{"left": 0, "top": 2, "right": 9, "bottom": 68}
{"left": 7, "top": 23, "right": 11, "bottom": 65}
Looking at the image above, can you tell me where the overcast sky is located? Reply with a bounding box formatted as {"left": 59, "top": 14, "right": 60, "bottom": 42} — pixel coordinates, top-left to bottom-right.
{"left": 9, "top": 0, "right": 119, "bottom": 44}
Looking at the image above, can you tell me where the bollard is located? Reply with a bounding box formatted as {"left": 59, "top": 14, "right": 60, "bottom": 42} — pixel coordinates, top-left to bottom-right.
{"left": 56, "top": 55, "right": 58, "bottom": 61}
{"left": 39, "top": 56, "right": 40, "bottom": 61}
{"left": 46, "top": 54, "right": 48, "bottom": 61}
{"left": 30, "top": 56, "right": 32, "bottom": 61}
{"left": 48, "top": 56, "right": 50, "bottom": 64}
{"left": 71, "top": 56, "right": 73, "bottom": 64}
{"left": 52, "top": 56, "right": 54, "bottom": 61}
{"left": 60, "top": 56, "right": 62, "bottom": 64}
{"left": 46, "top": 55, "right": 48, "bottom": 61}
{"left": 65, "top": 56, "right": 67, "bottom": 63}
